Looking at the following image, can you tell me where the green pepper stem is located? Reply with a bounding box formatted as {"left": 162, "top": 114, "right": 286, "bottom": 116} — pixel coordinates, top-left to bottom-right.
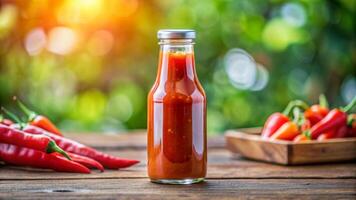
{"left": 283, "top": 100, "right": 309, "bottom": 117}
{"left": 343, "top": 96, "right": 356, "bottom": 113}
{"left": 303, "top": 130, "right": 311, "bottom": 139}
{"left": 283, "top": 101, "right": 295, "bottom": 116}
{"left": 1, "top": 107, "right": 25, "bottom": 129}
{"left": 347, "top": 115, "right": 354, "bottom": 126}
{"left": 292, "top": 107, "right": 300, "bottom": 123}
{"left": 292, "top": 107, "right": 305, "bottom": 127}
{"left": 14, "top": 97, "right": 37, "bottom": 122}
{"left": 292, "top": 106, "right": 310, "bottom": 139}
{"left": 47, "top": 141, "right": 71, "bottom": 160}
{"left": 319, "top": 94, "right": 329, "bottom": 108}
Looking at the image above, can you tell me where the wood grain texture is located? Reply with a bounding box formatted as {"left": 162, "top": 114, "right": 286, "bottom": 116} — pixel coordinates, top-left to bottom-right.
{"left": 225, "top": 129, "right": 356, "bottom": 165}
{"left": 1, "top": 132, "right": 355, "bottom": 199}
{"left": 1, "top": 179, "right": 355, "bottom": 200}
{"left": 1, "top": 149, "right": 355, "bottom": 180}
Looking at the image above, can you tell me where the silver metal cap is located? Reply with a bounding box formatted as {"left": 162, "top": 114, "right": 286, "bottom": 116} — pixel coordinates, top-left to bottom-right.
{"left": 157, "top": 29, "right": 196, "bottom": 39}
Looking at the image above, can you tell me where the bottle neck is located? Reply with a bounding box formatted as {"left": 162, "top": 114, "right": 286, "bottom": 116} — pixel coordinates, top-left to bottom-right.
{"left": 156, "top": 41, "right": 197, "bottom": 86}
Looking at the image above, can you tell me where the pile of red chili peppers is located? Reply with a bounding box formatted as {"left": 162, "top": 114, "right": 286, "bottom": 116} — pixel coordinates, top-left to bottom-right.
{"left": 0, "top": 99, "right": 139, "bottom": 173}
{"left": 262, "top": 95, "right": 356, "bottom": 142}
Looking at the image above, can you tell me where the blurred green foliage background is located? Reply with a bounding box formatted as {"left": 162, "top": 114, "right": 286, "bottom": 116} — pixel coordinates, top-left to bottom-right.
{"left": 0, "top": 0, "right": 355, "bottom": 134}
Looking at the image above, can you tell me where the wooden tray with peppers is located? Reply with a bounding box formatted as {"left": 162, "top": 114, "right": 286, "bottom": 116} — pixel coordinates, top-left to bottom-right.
{"left": 225, "top": 96, "right": 356, "bottom": 165}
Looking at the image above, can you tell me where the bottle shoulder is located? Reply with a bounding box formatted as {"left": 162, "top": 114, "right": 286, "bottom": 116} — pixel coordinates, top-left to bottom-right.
{"left": 148, "top": 81, "right": 205, "bottom": 103}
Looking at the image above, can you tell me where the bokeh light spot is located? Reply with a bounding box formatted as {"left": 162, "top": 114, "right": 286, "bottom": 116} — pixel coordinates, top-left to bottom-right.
{"left": 224, "top": 48, "right": 258, "bottom": 90}
{"left": 24, "top": 28, "right": 47, "bottom": 56}
{"left": 341, "top": 76, "right": 356, "bottom": 103}
{"left": 0, "top": 4, "right": 17, "bottom": 38}
{"left": 250, "top": 64, "right": 269, "bottom": 91}
{"left": 281, "top": 3, "right": 306, "bottom": 27}
{"left": 224, "top": 49, "right": 269, "bottom": 91}
{"left": 47, "top": 27, "right": 78, "bottom": 55}
{"left": 262, "top": 18, "right": 306, "bottom": 51}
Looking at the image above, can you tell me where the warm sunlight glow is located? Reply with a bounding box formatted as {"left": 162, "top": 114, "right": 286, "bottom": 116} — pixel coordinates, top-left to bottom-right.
{"left": 114, "top": 0, "right": 139, "bottom": 18}
{"left": 57, "top": 0, "right": 103, "bottom": 25}
{"left": 88, "top": 30, "right": 114, "bottom": 56}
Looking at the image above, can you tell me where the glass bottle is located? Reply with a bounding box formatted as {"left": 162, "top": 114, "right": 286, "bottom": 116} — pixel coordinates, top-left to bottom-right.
{"left": 147, "top": 29, "right": 207, "bottom": 184}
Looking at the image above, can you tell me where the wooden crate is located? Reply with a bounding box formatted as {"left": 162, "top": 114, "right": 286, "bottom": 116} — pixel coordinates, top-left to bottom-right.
{"left": 225, "top": 128, "right": 356, "bottom": 165}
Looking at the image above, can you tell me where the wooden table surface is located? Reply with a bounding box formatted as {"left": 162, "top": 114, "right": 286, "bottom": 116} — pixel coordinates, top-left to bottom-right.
{"left": 1, "top": 131, "right": 355, "bottom": 199}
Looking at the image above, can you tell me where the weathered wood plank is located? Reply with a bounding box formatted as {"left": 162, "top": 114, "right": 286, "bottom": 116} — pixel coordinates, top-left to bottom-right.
{"left": 1, "top": 149, "right": 355, "bottom": 180}
{"left": 1, "top": 133, "right": 355, "bottom": 199}
{"left": 0, "top": 179, "right": 355, "bottom": 200}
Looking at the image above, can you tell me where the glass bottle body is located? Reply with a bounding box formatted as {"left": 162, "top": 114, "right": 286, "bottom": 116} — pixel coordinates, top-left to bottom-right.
{"left": 147, "top": 39, "right": 207, "bottom": 184}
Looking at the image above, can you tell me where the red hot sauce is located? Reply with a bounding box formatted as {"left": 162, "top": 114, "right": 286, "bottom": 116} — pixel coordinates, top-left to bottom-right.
{"left": 147, "top": 30, "right": 207, "bottom": 184}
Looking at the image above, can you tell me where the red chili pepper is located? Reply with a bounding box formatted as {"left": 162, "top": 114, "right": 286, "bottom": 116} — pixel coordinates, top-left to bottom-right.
{"left": 0, "top": 114, "right": 13, "bottom": 126}
{"left": 317, "top": 131, "right": 335, "bottom": 141}
{"left": 261, "top": 113, "right": 289, "bottom": 139}
{"left": 347, "top": 126, "right": 356, "bottom": 137}
{"left": 22, "top": 125, "right": 140, "bottom": 169}
{"left": 317, "top": 125, "right": 348, "bottom": 141}
{"left": 271, "top": 106, "right": 311, "bottom": 141}
{"left": 307, "top": 97, "right": 356, "bottom": 140}
{"left": 346, "top": 114, "right": 356, "bottom": 137}
{"left": 54, "top": 152, "right": 104, "bottom": 172}
{"left": 309, "top": 97, "right": 356, "bottom": 139}
{"left": 333, "top": 125, "right": 348, "bottom": 138}
{"left": 301, "top": 119, "right": 311, "bottom": 132}
{"left": 15, "top": 98, "right": 63, "bottom": 136}
{"left": 293, "top": 134, "right": 309, "bottom": 142}
{"left": 0, "top": 124, "right": 70, "bottom": 159}
{"left": 0, "top": 143, "right": 90, "bottom": 173}
{"left": 304, "top": 105, "right": 329, "bottom": 126}
{"left": 309, "top": 109, "right": 348, "bottom": 139}
{"left": 262, "top": 100, "right": 309, "bottom": 139}
{"left": 304, "top": 95, "right": 329, "bottom": 126}
{"left": 270, "top": 121, "right": 300, "bottom": 141}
